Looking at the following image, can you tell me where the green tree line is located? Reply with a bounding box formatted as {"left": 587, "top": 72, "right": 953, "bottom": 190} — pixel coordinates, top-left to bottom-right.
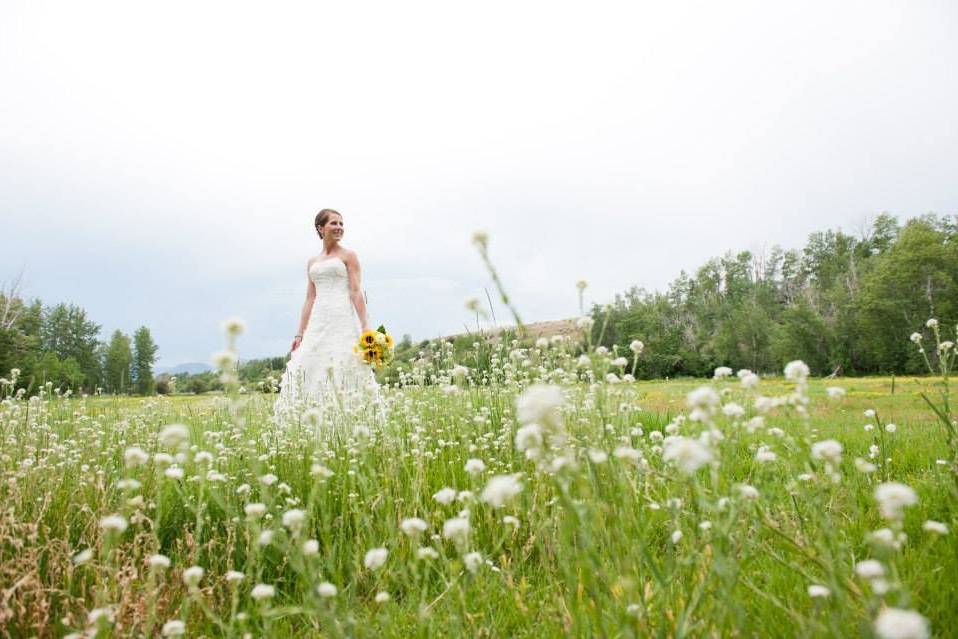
{"left": 593, "top": 213, "right": 957, "bottom": 378}
{"left": 0, "top": 290, "right": 159, "bottom": 394}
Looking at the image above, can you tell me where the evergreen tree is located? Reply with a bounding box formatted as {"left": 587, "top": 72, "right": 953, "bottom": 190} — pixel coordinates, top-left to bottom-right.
{"left": 40, "top": 303, "right": 101, "bottom": 390}
{"left": 132, "top": 326, "right": 159, "bottom": 395}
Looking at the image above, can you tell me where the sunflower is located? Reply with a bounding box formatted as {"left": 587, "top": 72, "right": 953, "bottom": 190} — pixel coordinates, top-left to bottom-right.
{"left": 362, "top": 348, "right": 379, "bottom": 364}
{"left": 360, "top": 331, "right": 378, "bottom": 347}
{"left": 385, "top": 334, "right": 394, "bottom": 348}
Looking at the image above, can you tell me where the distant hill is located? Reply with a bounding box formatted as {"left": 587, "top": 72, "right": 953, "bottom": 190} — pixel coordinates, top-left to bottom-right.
{"left": 155, "top": 362, "right": 214, "bottom": 376}
{"left": 446, "top": 318, "right": 581, "bottom": 342}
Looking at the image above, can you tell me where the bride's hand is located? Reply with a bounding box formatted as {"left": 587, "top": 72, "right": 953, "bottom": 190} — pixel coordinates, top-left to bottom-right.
{"left": 291, "top": 336, "right": 303, "bottom": 352}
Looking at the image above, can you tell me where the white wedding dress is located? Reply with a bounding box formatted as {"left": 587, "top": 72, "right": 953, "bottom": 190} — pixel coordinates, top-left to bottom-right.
{"left": 273, "top": 258, "right": 384, "bottom": 428}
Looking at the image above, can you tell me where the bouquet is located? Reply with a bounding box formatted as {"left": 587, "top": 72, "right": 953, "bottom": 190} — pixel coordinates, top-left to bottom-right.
{"left": 355, "top": 325, "right": 395, "bottom": 368}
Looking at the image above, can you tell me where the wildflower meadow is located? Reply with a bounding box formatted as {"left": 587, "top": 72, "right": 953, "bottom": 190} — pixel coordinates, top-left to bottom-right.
{"left": 2, "top": 319, "right": 957, "bottom": 638}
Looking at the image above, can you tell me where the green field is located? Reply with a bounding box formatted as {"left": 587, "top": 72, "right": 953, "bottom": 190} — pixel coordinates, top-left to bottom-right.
{"left": 1, "top": 373, "right": 955, "bottom": 638}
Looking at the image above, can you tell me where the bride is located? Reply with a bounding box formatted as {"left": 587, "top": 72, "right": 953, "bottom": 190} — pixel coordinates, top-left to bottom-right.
{"left": 273, "top": 208, "right": 384, "bottom": 427}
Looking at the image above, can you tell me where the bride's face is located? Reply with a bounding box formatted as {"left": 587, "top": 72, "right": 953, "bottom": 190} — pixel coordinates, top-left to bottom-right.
{"left": 319, "top": 214, "right": 344, "bottom": 241}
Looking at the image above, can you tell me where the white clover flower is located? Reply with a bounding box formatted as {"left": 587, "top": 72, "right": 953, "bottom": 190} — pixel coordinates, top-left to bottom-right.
{"left": 302, "top": 408, "right": 322, "bottom": 427}
{"left": 670, "top": 530, "right": 683, "bottom": 544}
{"left": 867, "top": 528, "right": 899, "bottom": 549}
{"left": 72, "top": 549, "right": 94, "bottom": 565}
{"left": 755, "top": 447, "right": 777, "bottom": 463}
{"left": 161, "top": 620, "right": 186, "bottom": 637}
{"left": 374, "top": 591, "right": 391, "bottom": 603}
{"left": 417, "top": 547, "right": 440, "bottom": 560}
{"left": 211, "top": 349, "right": 238, "bottom": 370}
{"left": 811, "top": 439, "right": 843, "bottom": 464}
{"left": 721, "top": 402, "right": 745, "bottom": 418}
{"left": 182, "top": 565, "right": 205, "bottom": 587}
{"left": 259, "top": 473, "right": 278, "bottom": 486}
{"left": 480, "top": 474, "right": 523, "bottom": 508}
{"left": 471, "top": 230, "right": 489, "bottom": 248}
{"left": 258, "top": 530, "right": 274, "bottom": 546}
{"left": 629, "top": 340, "right": 644, "bottom": 354}
{"left": 855, "top": 560, "right": 885, "bottom": 579}
{"left": 149, "top": 554, "right": 171, "bottom": 569}
{"left": 317, "top": 582, "right": 337, "bottom": 597}
{"left": 400, "top": 517, "right": 428, "bottom": 537}
{"left": 364, "top": 547, "right": 388, "bottom": 571}
{"left": 502, "top": 515, "right": 520, "bottom": 528}
{"left": 910, "top": 332, "right": 923, "bottom": 344}
{"left": 464, "top": 458, "right": 486, "bottom": 476}
{"left": 855, "top": 458, "right": 877, "bottom": 473}
{"left": 164, "top": 466, "right": 184, "bottom": 480}
{"left": 713, "top": 366, "right": 733, "bottom": 379}
{"left": 99, "top": 514, "right": 128, "bottom": 534}
{"left": 158, "top": 423, "right": 190, "bottom": 448}
{"left": 576, "top": 279, "right": 588, "bottom": 290}
{"left": 221, "top": 316, "right": 247, "bottom": 337}
{"left": 251, "top": 584, "right": 275, "bottom": 601}
{"left": 225, "top": 571, "right": 245, "bottom": 583}
{"left": 613, "top": 446, "right": 641, "bottom": 462}
{"left": 926, "top": 318, "right": 938, "bottom": 329}
{"left": 864, "top": 409, "right": 876, "bottom": 418}
{"left": 282, "top": 508, "right": 306, "bottom": 531}
{"left": 875, "top": 482, "right": 918, "bottom": 521}
{"left": 194, "top": 451, "right": 214, "bottom": 465}
{"left": 737, "top": 484, "right": 759, "bottom": 500}
{"left": 88, "top": 607, "right": 115, "bottom": 626}
{"left": 303, "top": 539, "right": 320, "bottom": 555}
{"left": 825, "top": 387, "right": 846, "bottom": 399}
{"left": 154, "top": 452, "right": 174, "bottom": 465}
{"left": 245, "top": 503, "right": 267, "bottom": 520}
{"left": 922, "top": 520, "right": 948, "bottom": 535}
{"left": 611, "top": 357, "right": 628, "bottom": 368}
{"left": 463, "top": 551, "right": 483, "bottom": 574}
{"left": 784, "top": 360, "right": 810, "bottom": 383}
{"left": 433, "top": 487, "right": 457, "bottom": 505}
{"left": 686, "top": 386, "right": 720, "bottom": 411}
{"left": 516, "top": 384, "right": 564, "bottom": 428}
{"left": 740, "top": 372, "right": 759, "bottom": 388}
{"left": 662, "top": 437, "right": 713, "bottom": 474}
{"left": 442, "top": 517, "right": 471, "bottom": 544}
{"left": 874, "top": 607, "right": 929, "bottom": 639}
{"left": 576, "top": 316, "right": 595, "bottom": 331}
{"left": 124, "top": 446, "right": 150, "bottom": 467}
{"left": 807, "top": 584, "right": 830, "bottom": 598}
{"left": 514, "top": 423, "right": 544, "bottom": 457}
{"left": 588, "top": 449, "right": 608, "bottom": 464}
{"left": 310, "top": 464, "right": 334, "bottom": 478}
{"left": 885, "top": 423, "right": 897, "bottom": 433}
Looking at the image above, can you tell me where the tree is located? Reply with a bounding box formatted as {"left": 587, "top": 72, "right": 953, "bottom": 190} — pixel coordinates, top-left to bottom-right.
{"left": 40, "top": 303, "right": 101, "bottom": 390}
{"left": 132, "top": 326, "right": 159, "bottom": 395}
{"left": 103, "top": 330, "right": 133, "bottom": 393}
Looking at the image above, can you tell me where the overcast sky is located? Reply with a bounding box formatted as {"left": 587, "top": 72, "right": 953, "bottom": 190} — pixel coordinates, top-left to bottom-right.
{"left": 2, "top": 1, "right": 957, "bottom": 367}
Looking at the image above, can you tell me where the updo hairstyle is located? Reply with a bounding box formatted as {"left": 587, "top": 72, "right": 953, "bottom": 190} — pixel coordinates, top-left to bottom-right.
{"left": 315, "top": 209, "right": 342, "bottom": 239}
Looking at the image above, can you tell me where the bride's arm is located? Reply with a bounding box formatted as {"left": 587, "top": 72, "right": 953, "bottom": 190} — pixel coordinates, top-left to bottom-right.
{"left": 345, "top": 251, "right": 371, "bottom": 332}
{"left": 291, "top": 260, "right": 317, "bottom": 351}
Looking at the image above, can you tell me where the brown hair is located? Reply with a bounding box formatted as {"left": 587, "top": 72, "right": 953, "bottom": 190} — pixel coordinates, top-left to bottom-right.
{"left": 314, "top": 208, "right": 342, "bottom": 238}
